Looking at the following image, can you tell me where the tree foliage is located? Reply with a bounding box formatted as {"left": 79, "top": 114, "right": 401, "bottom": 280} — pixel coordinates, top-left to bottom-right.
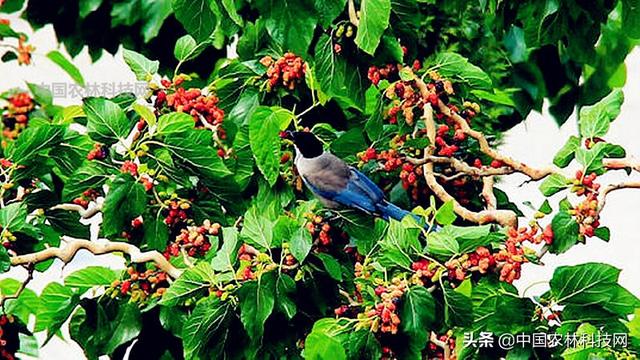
{"left": 1, "top": 0, "right": 640, "bottom": 359}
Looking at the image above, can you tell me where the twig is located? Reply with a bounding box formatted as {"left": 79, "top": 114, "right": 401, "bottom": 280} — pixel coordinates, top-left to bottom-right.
{"left": 603, "top": 157, "right": 640, "bottom": 173}
{"left": 9, "top": 236, "right": 183, "bottom": 279}
{"left": 598, "top": 181, "right": 640, "bottom": 212}
{"left": 0, "top": 265, "right": 34, "bottom": 310}
{"left": 430, "top": 332, "right": 451, "bottom": 359}
{"left": 49, "top": 203, "right": 102, "bottom": 219}
{"left": 481, "top": 176, "right": 497, "bottom": 210}
{"left": 407, "top": 155, "right": 514, "bottom": 177}
{"left": 419, "top": 104, "right": 517, "bottom": 227}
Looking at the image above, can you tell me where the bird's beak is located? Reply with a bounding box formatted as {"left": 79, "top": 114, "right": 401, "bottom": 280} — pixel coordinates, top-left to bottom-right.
{"left": 280, "top": 130, "right": 294, "bottom": 140}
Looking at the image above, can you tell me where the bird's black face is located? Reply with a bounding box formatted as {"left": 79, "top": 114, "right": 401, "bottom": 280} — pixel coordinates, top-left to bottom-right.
{"left": 285, "top": 131, "right": 324, "bottom": 158}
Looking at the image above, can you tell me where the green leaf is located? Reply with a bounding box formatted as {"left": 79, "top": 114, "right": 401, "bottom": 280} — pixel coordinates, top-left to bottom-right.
{"left": 161, "top": 262, "right": 216, "bottom": 306}
{"left": 104, "top": 303, "right": 142, "bottom": 354}
{"left": 79, "top": 0, "right": 103, "bottom": 17}
{"left": 550, "top": 263, "right": 620, "bottom": 306}
{"left": 603, "top": 284, "right": 640, "bottom": 315}
{"left": 144, "top": 210, "right": 169, "bottom": 251}
{"left": 314, "top": 0, "right": 346, "bottom": 27}
{"left": 156, "top": 111, "right": 194, "bottom": 135}
{"left": 0, "top": 202, "right": 27, "bottom": 233}
{"left": 594, "top": 226, "right": 610, "bottom": 242}
{"left": 289, "top": 226, "right": 313, "bottom": 263}
{"left": 122, "top": 48, "right": 159, "bottom": 81}
{"left": 330, "top": 128, "right": 367, "bottom": 158}
{"left": 182, "top": 297, "right": 233, "bottom": 359}
{"left": 240, "top": 205, "right": 274, "bottom": 250}
{"left": 174, "top": 34, "right": 208, "bottom": 63}
{"left": 443, "top": 286, "right": 473, "bottom": 327}
{"left": 539, "top": 173, "right": 569, "bottom": 196}
{"left": 576, "top": 142, "right": 626, "bottom": 175}
{"left": 623, "top": 0, "right": 640, "bottom": 39}
{"left": 579, "top": 89, "right": 624, "bottom": 139}
{"left": 275, "top": 274, "right": 297, "bottom": 319}
{"left": 62, "top": 162, "right": 111, "bottom": 201}
{"left": 316, "top": 253, "right": 343, "bottom": 281}
{"left": 46, "top": 50, "right": 85, "bottom": 86}
{"left": 35, "top": 283, "right": 79, "bottom": 342}
{"left": 430, "top": 52, "right": 492, "bottom": 90}
{"left": 173, "top": 0, "right": 217, "bottom": 42}
{"left": 0, "top": 0, "right": 25, "bottom": 13}
{"left": 64, "top": 266, "right": 119, "bottom": 290}
{"left": 401, "top": 286, "right": 436, "bottom": 348}
{"left": 211, "top": 227, "right": 240, "bottom": 272}
{"left": 435, "top": 200, "right": 456, "bottom": 225}
{"left": 354, "top": 0, "right": 391, "bottom": 55}
{"left": 539, "top": 199, "right": 553, "bottom": 214}
{"left": 0, "top": 278, "right": 38, "bottom": 320}
{"left": 553, "top": 136, "right": 580, "bottom": 168}
{"left": 254, "top": 0, "right": 318, "bottom": 55}
{"left": 83, "top": 97, "right": 131, "bottom": 144}
{"left": 427, "top": 232, "right": 459, "bottom": 259}
{"left": 238, "top": 273, "right": 276, "bottom": 341}
{"left": 101, "top": 175, "right": 147, "bottom": 237}
{"left": 141, "top": 0, "right": 173, "bottom": 42}
{"left": 315, "top": 34, "right": 366, "bottom": 111}
{"left": 549, "top": 211, "right": 580, "bottom": 254}
{"left": 9, "top": 124, "right": 64, "bottom": 166}
{"left": 248, "top": 106, "right": 294, "bottom": 186}
{"left": 163, "top": 129, "right": 233, "bottom": 181}
{"left": 26, "top": 82, "right": 53, "bottom": 106}
{"left": 304, "top": 332, "right": 347, "bottom": 360}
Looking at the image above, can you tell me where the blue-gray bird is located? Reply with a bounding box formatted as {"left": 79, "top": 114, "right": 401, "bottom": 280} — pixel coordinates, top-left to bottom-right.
{"left": 285, "top": 131, "right": 422, "bottom": 224}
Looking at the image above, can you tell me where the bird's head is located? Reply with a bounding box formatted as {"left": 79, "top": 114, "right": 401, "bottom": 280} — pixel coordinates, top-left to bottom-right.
{"left": 282, "top": 130, "right": 323, "bottom": 158}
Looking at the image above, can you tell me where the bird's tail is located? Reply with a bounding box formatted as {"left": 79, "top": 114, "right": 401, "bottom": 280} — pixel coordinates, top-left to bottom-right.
{"left": 376, "top": 200, "right": 437, "bottom": 232}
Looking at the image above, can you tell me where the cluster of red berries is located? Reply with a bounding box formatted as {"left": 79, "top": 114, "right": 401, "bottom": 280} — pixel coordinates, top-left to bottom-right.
{"left": 2, "top": 92, "right": 34, "bottom": 141}
{"left": 427, "top": 332, "right": 457, "bottom": 360}
{"left": 571, "top": 170, "right": 600, "bottom": 196}
{"left": 367, "top": 64, "right": 400, "bottom": 86}
{"left": 571, "top": 193, "right": 600, "bottom": 238}
{"left": 120, "top": 160, "right": 138, "bottom": 177}
{"left": 410, "top": 258, "right": 437, "bottom": 286}
{"left": 154, "top": 77, "right": 226, "bottom": 141}
{"left": 260, "top": 53, "right": 306, "bottom": 91}
{"left": 0, "top": 315, "right": 17, "bottom": 360}
{"left": 109, "top": 267, "right": 169, "bottom": 302}
{"left": 363, "top": 279, "right": 406, "bottom": 334}
{"left": 445, "top": 246, "right": 497, "bottom": 283}
{"left": 86, "top": 143, "right": 107, "bottom": 160}
{"left": 162, "top": 198, "right": 191, "bottom": 227}
{"left": 494, "top": 226, "right": 551, "bottom": 283}
{"left": 237, "top": 244, "right": 261, "bottom": 280}
{"left": 72, "top": 189, "right": 100, "bottom": 209}
{"left": 305, "top": 214, "right": 333, "bottom": 248}
{"left": 163, "top": 220, "right": 220, "bottom": 259}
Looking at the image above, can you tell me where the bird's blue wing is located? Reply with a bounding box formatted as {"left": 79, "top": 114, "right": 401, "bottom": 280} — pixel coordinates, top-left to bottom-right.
{"left": 302, "top": 168, "right": 384, "bottom": 214}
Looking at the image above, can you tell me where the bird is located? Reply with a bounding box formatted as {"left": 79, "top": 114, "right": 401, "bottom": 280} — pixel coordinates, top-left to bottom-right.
{"left": 284, "top": 130, "right": 429, "bottom": 226}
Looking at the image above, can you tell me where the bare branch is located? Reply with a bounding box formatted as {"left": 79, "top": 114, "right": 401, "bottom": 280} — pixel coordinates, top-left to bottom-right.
{"left": 482, "top": 176, "right": 497, "bottom": 210}
{"left": 419, "top": 104, "right": 518, "bottom": 227}
{"left": 10, "top": 237, "right": 183, "bottom": 279}
{"left": 407, "top": 155, "right": 515, "bottom": 177}
{"left": 603, "top": 157, "right": 640, "bottom": 173}
{"left": 0, "top": 265, "right": 34, "bottom": 309}
{"left": 49, "top": 203, "right": 102, "bottom": 219}
{"left": 598, "top": 181, "right": 640, "bottom": 212}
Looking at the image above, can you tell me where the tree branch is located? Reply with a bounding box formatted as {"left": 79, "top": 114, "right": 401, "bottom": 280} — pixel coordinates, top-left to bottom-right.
{"left": 598, "top": 181, "right": 640, "bottom": 212}
{"left": 49, "top": 203, "right": 102, "bottom": 219}
{"left": 0, "top": 265, "right": 34, "bottom": 309}
{"left": 419, "top": 104, "right": 517, "bottom": 227}
{"left": 9, "top": 237, "right": 183, "bottom": 279}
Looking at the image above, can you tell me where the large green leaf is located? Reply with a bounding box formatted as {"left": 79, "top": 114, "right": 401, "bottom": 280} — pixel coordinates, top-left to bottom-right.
{"left": 122, "top": 48, "right": 159, "bottom": 81}
{"left": 579, "top": 88, "right": 623, "bottom": 139}
{"left": 314, "top": 0, "right": 346, "bottom": 27}
{"left": 254, "top": 0, "right": 318, "bottom": 54}
{"left": 104, "top": 303, "right": 142, "bottom": 354}
{"left": 248, "top": 106, "right": 294, "bottom": 186}
{"left": 539, "top": 173, "right": 569, "bottom": 196}
{"left": 161, "top": 262, "right": 217, "bottom": 306}
{"left": 46, "top": 50, "right": 85, "bottom": 86}
{"left": 211, "top": 227, "right": 240, "bottom": 272}
{"left": 553, "top": 136, "right": 580, "bottom": 168}
{"left": 442, "top": 286, "right": 473, "bottom": 327}
{"left": 101, "top": 175, "right": 147, "bottom": 237}
{"left": 182, "top": 296, "right": 233, "bottom": 359}
{"left": 576, "top": 142, "right": 626, "bottom": 175}
{"left": 83, "top": 97, "right": 131, "bottom": 144}
{"left": 238, "top": 273, "right": 276, "bottom": 341}
{"left": 163, "top": 129, "right": 234, "bottom": 180}
{"left": 401, "top": 286, "right": 436, "bottom": 350}
{"left": 155, "top": 112, "right": 195, "bottom": 136}
{"left": 64, "top": 266, "right": 119, "bottom": 291}
{"left": 9, "top": 124, "right": 64, "bottom": 165}
{"left": 240, "top": 205, "right": 274, "bottom": 250}
{"left": 549, "top": 211, "right": 580, "bottom": 254}
{"left": 550, "top": 263, "right": 620, "bottom": 306}
{"left": 430, "top": 52, "right": 493, "bottom": 90}
{"left": 35, "top": 283, "right": 80, "bottom": 343}
{"left": 354, "top": 0, "right": 391, "bottom": 55}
